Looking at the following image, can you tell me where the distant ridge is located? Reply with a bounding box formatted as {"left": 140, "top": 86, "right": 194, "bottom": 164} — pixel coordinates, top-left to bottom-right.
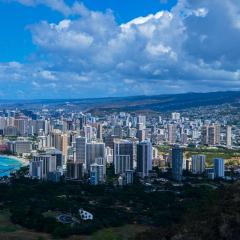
{"left": 0, "top": 91, "right": 240, "bottom": 112}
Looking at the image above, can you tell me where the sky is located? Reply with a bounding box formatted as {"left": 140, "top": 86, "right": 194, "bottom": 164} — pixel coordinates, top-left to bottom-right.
{"left": 0, "top": 0, "right": 239, "bottom": 99}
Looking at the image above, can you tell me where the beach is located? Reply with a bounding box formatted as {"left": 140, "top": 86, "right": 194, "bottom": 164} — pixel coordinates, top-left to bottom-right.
{"left": 0, "top": 155, "right": 29, "bottom": 177}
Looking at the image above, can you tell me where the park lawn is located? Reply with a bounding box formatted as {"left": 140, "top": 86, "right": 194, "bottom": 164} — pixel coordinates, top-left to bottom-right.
{"left": 157, "top": 145, "right": 240, "bottom": 167}
{"left": 185, "top": 150, "right": 240, "bottom": 167}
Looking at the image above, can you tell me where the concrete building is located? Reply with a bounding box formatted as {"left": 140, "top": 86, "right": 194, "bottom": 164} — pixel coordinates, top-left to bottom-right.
{"left": 201, "top": 124, "right": 221, "bottom": 146}
{"left": 126, "top": 170, "right": 134, "bottom": 184}
{"left": 75, "top": 136, "right": 87, "bottom": 164}
{"left": 137, "top": 115, "right": 146, "bottom": 128}
{"left": 97, "top": 123, "right": 103, "bottom": 140}
{"left": 226, "top": 125, "right": 232, "bottom": 147}
{"left": 171, "top": 112, "right": 180, "bottom": 121}
{"left": 172, "top": 145, "right": 183, "bottom": 181}
{"left": 168, "top": 124, "right": 176, "bottom": 144}
{"left": 114, "top": 155, "right": 131, "bottom": 174}
{"left": 201, "top": 125, "right": 209, "bottom": 145}
{"left": 84, "top": 125, "right": 93, "bottom": 142}
{"left": 45, "top": 148, "right": 63, "bottom": 169}
{"left": 191, "top": 155, "right": 206, "bottom": 174}
{"left": 61, "top": 133, "right": 68, "bottom": 164}
{"left": 90, "top": 163, "right": 104, "bottom": 185}
{"left": 30, "top": 154, "right": 57, "bottom": 180}
{"left": 106, "top": 146, "right": 113, "bottom": 163}
{"left": 136, "top": 129, "right": 146, "bottom": 142}
{"left": 136, "top": 140, "right": 152, "bottom": 178}
{"left": 114, "top": 140, "right": 134, "bottom": 172}
{"left": 66, "top": 161, "right": 84, "bottom": 180}
{"left": 15, "top": 140, "right": 32, "bottom": 155}
{"left": 214, "top": 158, "right": 225, "bottom": 178}
{"left": 86, "top": 142, "right": 105, "bottom": 172}
{"left": 113, "top": 125, "right": 123, "bottom": 138}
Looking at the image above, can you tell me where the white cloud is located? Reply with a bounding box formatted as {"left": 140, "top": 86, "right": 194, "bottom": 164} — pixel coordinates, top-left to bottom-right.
{"left": 193, "top": 8, "right": 208, "bottom": 17}
{"left": 1, "top": 0, "right": 240, "bottom": 98}
{"left": 39, "top": 70, "right": 56, "bottom": 80}
{"left": 3, "top": 0, "right": 72, "bottom": 15}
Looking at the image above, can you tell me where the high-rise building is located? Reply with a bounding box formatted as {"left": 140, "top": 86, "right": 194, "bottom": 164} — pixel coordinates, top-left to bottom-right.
{"left": 104, "top": 135, "right": 116, "bottom": 149}
{"left": 50, "top": 130, "right": 62, "bottom": 150}
{"left": 37, "top": 135, "right": 47, "bottom": 150}
{"left": 35, "top": 119, "right": 45, "bottom": 134}
{"left": 126, "top": 170, "right": 134, "bottom": 184}
{"left": 114, "top": 155, "right": 131, "bottom": 174}
{"left": 106, "top": 146, "right": 113, "bottom": 163}
{"left": 201, "top": 125, "right": 209, "bottom": 145}
{"left": 226, "top": 125, "right": 232, "bottom": 147}
{"left": 214, "top": 158, "right": 225, "bottom": 178}
{"left": 0, "top": 117, "right": 6, "bottom": 131}
{"left": 202, "top": 124, "right": 221, "bottom": 146}
{"left": 45, "top": 148, "right": 63, "bottom": 169}
{"left": 61, "top": 133, "right": 68, "bottom": 163}
{"left": 136, "top": 140, "right": 152, "bottom": 178}
{"left": 168, "top": 124, "right": 176, "bottom": 144}
{"left": 208, "top": 124, "right": 220, "bottom": 145}
{"left": 4, "top": 126, "right": 17, "bottom": 136}
{"left": 66, "top": 161, "right": 84, "bottom": 180}
{"left": 30, "top": 154, "right": 57, "bottom": 180}
{"left": 137, "top": 115, "right": 146, "bottom": 128}
{"left": 90, "top": 163, "right": 104, "bottom": 185}
{"left": 114, "top": 140, "right": 134, "bottom": 171}
{"left": 208, "top": 125, "right": 215, "bottom": 145}
{"left": 172, "top": 145, "right": 183, "bottom": 181}
{"left": 136, "top": 129, "right": 146, "bottom": 142}
{"left": 191, "top": 155, "right": 206, "bottom": 174}
{"left": 171, "top": 112, "right": 180, "bottom": 121}
{"left": 97, "top": 123, "right": 103, "bottom": 140}
{"left": 75, "top": 136, "right": 87, "bottom": 165}
{"left": 78, "top": 114, "right": 86, "bottom": 130}
{"left": 86, "top": 142, "right": 105, "bottom": 172}
{"left": 14, "top": 140, "right": 32, "bottom": 154}
{"left": 136, "top": 123, "right": 144, "bottom": 131}
{"left": 113, "top": 125, "right": 122, "bottom": 138}
{"left": 158, "top": 116, "right": 162, "bottom": 123}
{"left": 14, "top": 118, "right": 28, "bottom": 136}
{"left": 84, "top": 125, "right": 93, "bottom": 142}
{"left": 214, "top": 124, "right": 221, "bottom": 145}
{"left": 181, "top": 133, "right": 188, "bottom": 145}
{"left": 192, "top": 128, "right": 199, "bottom": 140}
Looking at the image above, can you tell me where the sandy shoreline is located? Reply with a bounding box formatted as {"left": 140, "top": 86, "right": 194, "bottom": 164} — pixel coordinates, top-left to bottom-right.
{"left": 0, "top": 155, "right": 29, "bottom": 166}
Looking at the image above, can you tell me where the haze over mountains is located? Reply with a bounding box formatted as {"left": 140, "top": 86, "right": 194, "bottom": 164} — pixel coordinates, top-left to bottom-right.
{"left": 0, "top": 91, "right": 239, "bottom": 112}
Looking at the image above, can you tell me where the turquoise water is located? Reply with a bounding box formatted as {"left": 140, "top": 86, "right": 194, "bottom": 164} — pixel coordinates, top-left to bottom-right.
{"left": 0, "top": 156, "right": 22, "bottom": 177}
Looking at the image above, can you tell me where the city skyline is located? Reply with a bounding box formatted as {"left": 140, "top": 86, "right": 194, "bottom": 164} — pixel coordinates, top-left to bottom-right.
{"left": 0, "top": 1, "right": 239, "bottom": 239}
{"left": 0, "top": 0, "right": 240, "bottom": 99}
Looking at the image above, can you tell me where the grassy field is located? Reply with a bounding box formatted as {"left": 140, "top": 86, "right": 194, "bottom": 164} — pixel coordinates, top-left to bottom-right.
{"left": 157, "top": 145, "right": 240, "bottom": 167}
{"left": 184, "top": 148, "right": 240, "bottom": 167}
{"left": 0, "top": 210, "right": 147, "bottom": 240}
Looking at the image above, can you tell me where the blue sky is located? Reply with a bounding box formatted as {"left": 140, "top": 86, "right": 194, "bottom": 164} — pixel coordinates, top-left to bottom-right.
{"left": 0, "top": 0, "right": 176, "bottom": 62}
{"left": 0, "top": 0, "right": 239, "bottom": 99}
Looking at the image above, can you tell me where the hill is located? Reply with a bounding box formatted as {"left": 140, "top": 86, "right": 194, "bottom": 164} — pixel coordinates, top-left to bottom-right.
{"left": 0, "top": 91, "right": 240, "bottom": 112}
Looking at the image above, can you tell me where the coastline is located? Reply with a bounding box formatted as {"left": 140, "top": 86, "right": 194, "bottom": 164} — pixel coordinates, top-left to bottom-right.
{"left": 0, "top": 155, "right": 29, "bottom": 166}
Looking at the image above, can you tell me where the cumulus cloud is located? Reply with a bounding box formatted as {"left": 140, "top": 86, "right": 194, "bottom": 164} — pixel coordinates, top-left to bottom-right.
{"left": 1, "top": 0, "right": 240, "bottom": 98}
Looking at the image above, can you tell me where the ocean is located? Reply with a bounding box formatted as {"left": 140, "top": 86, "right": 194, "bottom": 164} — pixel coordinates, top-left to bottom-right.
{"left": 0, "top": 156, "right": 22, "bottom": 177}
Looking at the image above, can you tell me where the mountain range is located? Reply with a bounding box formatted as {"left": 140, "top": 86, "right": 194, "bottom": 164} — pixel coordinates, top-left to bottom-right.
{"left": 0, "top": 91, "right": 240, "bottom": 112}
